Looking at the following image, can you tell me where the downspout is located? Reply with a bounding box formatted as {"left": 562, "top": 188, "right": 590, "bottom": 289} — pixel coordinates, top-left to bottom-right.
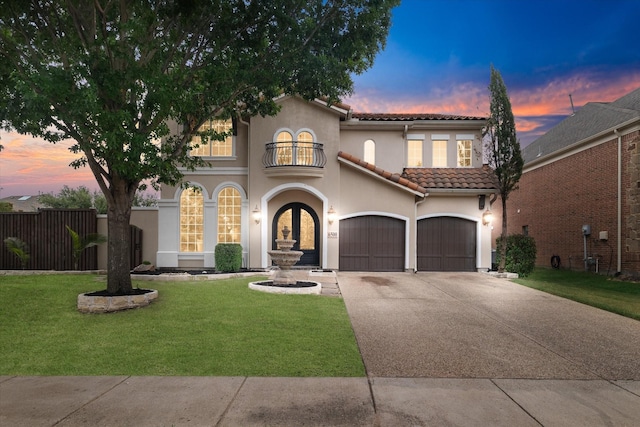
{"left": 614, "top": 128, "right": 622, "bottom": 274}
{"left": 239, "top": 116, "right": 253, "bottom": 268}
{"left": 414, "top": 194, "right": 428, "bottom": 272}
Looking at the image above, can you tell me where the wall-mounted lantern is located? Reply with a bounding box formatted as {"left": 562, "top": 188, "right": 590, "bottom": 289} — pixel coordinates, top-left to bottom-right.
{"left": 482, "top": 208, "right": 493, "bottom": 226}
{"left": 252, "top": 205, "right": 261, "bottom": 224}
{"left": 327, "top": 206, "right": 337, "bottom": 225}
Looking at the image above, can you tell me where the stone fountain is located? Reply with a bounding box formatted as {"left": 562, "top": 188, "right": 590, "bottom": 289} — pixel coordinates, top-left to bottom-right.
{"left": 249, "top": 225, "right": 321, "bottom": 294}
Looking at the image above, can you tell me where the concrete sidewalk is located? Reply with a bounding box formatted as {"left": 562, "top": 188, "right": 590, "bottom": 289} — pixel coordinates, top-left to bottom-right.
{"left": 1, "top": 272, "right": 639, "bottom": 426}
{"left": 2, "top": 375, "right": 639, "bottom": 426}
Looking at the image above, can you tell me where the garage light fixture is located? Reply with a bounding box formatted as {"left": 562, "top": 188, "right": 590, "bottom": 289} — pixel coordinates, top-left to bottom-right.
{"left": 482, "top": 208, "right": 493, "bottom": 226}
{"left": 327, "top": 206, "right": 337, "bottom": 225}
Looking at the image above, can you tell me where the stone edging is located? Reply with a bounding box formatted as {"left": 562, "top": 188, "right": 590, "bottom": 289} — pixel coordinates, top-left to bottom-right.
{"left": 77, "top": 290, "right": 159, "bottom": 314}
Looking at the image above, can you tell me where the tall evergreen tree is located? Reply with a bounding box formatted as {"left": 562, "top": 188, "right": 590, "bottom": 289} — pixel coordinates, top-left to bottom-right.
{"left": 0, "top": 0, "right": 398, "bottom": 294}
{"left": 483, "top": 65, "right": 524, "bottom": 273}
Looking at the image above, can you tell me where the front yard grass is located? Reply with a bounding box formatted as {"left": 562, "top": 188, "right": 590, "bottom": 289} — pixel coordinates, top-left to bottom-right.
{"left": 513, "top": 268, "right": 640, "bottom": 320}
{"left": 0, "top": 274, "right": 365, "bottom": 377}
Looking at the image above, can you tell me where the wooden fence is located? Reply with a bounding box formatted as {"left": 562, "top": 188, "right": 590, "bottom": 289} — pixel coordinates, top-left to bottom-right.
{"left": 1, "top": 209, "right": 142, "bottom": 271}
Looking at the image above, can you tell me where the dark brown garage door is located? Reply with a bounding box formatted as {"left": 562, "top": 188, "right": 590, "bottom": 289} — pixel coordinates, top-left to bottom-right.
{"left": 417, "top": 217, "right": 476, "bottom": 271}
{"left": 339, "top": 216, "right": 405, "bottom": 271}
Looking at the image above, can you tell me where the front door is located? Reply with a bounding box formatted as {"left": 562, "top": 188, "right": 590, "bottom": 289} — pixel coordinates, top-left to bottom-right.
{"left": 272, "top": 203, "right": 320, "bottom": 266}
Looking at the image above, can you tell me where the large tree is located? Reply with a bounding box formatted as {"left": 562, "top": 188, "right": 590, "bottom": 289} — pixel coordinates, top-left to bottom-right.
{"left": 483, "top": 65, "right": 523, "bottom": 273}
{"left": 0, "top": 0, "right": 398, "bottom": 294}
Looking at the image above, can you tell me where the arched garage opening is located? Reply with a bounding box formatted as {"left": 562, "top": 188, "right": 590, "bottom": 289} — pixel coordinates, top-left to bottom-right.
{"left": 417, "top": 216, "right": 476, "bottom": 271}
{"left": 339, "top": 215, "right": 405, "bottom": 271}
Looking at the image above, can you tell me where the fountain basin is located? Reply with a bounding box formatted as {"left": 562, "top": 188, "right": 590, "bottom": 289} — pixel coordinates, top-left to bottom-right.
{"left": 249, "top": 280, "right": 321, "bottom": 295}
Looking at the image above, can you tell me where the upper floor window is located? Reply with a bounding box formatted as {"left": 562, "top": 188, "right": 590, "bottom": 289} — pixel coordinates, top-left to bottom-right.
{"left": 457, "top": 139, "right": 472, "bottom": 167}
{"left": 190, "top": 119, "right": 233, "bottom": 157}
{"left": 407, "top": 139, "right": 423, "bottom": 167}
{"left": 217, "top": 187, "right": 241, "bottom": 244}
{"left": 180, "top": 187, "right": 203, "bottom": 252}
{"left": 432, "top": 140, "right": 447, "bottom": 167}
{"left": 297, "top": 131, "right": 314, "bottom": 166}
{"left": 275, "top": 131, "right": 294, "bottom": 165}
{"left": 364, "top": 139, "right": 375, "bottom": 164}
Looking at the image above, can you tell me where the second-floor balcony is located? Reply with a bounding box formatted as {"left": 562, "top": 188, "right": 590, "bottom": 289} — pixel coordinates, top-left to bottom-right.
{"left": 263, "top": 141, "right": 327, "bottom": 177}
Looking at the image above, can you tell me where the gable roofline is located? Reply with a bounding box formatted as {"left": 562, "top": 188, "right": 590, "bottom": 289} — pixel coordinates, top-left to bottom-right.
{"left": 337, "top": 151, "right": 427, "bottom": 197}
{"left": 523, "top": 87, "right": 640, "bottom": 165}
{"left": 272, "top": 94, "right": 351, "bottom": 118}
{"left": 525, "top": 115, "right": 640, "bottom": 171}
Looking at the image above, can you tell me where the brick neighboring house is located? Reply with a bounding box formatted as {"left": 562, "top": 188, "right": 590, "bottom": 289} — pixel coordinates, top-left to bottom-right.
{"left": 494, "top": 88, "right": 640, "bottom": 277}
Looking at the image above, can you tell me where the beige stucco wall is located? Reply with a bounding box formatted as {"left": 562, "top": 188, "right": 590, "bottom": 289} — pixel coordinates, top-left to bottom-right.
{"left": 339, "top": 126, "right": 484, "bottom": 170}
{"left": 97, "top": 208, "right": 159, "bottom": 270}
{"left": 247, "top": 97, "right": 343, "bottom": 269}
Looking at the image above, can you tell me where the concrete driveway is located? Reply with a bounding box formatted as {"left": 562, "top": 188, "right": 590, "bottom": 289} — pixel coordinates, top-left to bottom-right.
{"left": 338, "top": 271, "right": 640, "bottom": 380}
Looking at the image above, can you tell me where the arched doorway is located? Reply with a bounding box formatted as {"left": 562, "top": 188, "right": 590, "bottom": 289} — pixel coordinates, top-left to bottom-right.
{"left": 272, "top": 202, "right": 320, "bottom": 266}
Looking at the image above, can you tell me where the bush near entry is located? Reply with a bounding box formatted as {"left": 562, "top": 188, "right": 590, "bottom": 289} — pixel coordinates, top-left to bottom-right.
{"left": 215, "top": 243, "right": 243, "bottom": 273}
{"left": 496, "top": 234, "right": 537, "bottom": 277}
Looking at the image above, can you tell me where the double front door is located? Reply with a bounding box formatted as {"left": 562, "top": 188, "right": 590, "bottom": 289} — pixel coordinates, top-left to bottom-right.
{"left": 272, "top": 203, "right": 319, "bottom": 266}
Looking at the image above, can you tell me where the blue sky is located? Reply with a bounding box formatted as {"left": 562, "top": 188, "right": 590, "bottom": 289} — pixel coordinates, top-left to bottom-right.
{"left": 345, "top": 0, "right": 640, "bottom": 145}
{"left": 1, "top": 0, "right": 639, "bottom": 197}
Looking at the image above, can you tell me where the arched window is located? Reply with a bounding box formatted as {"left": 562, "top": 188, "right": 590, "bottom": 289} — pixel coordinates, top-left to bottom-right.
{"left": 217, "top": 187, "right": 241, "bottom": 243}
{"left": 297, "top": 131, "right": 314, "bottom": 165}
{"left": 180, "top": 187, "right": 203, "bottom": 252}
{"left": 276, "top": 131, "right": 293, "bottom": 165}
{"left": 364, "top": 139, "right": 375, "bottom": 164}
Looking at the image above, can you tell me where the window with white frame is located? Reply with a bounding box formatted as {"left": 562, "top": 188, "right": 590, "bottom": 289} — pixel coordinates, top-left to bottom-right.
{"left": 190, "top": 119, "right": 233, "bottom": 157}
{"left": 364, "top": 139, "right": 375, "bottom": 164}
{"left": 457, "top": 138, "right": 472, "bottom": 167}
{"left": 217, "top": 187, "right": 241, "bottom": 243}
{"left": 432, "top": 140, "right": 447, "bottom": 167}
{"left": 275, "top": 131, "right": 293, "bottom": 165}
{"left": 180, "top": 187, "right": 204, "bottom": 252}
{"left": 407, "top": 139, "right": 423, "bottom": 167}
{"left": 297, "top": 131, "right": 314, "bottom": 165}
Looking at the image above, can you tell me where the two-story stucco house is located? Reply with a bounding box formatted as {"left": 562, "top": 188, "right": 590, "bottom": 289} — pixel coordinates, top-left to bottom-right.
{"left": 153, "top": 95, "right": 498, "bottom": 272}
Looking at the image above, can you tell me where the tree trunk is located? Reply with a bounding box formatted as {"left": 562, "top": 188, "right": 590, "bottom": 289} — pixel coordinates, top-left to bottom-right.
{"left": 105, "top": 180, "right": 134, "bottom": 295}
{"left": 498, "top": 195, "right": 508, "bottom": 273}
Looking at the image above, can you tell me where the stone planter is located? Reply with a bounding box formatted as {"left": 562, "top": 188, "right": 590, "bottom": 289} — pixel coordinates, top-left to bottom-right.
{"left": 77, "top": 289, "right": 158, "bottom": 313}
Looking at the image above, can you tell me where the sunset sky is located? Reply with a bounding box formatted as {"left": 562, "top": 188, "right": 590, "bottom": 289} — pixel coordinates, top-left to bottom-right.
{"left": 2, "top": 0, "right": 639, "bottom": 197}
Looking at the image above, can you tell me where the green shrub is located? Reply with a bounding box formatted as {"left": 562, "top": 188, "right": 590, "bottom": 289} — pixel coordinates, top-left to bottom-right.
{"left": 215, "top": 243, "right": 243, "bottom": 273}
{"left": 496, "top": 234, "right": 537, "bottom": 277}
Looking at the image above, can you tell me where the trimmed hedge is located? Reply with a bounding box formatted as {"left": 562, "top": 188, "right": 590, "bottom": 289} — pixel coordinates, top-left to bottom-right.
{"left": 215, "top": 243, "right": 243, "bottom": 273}
{"left": 496, "top": 234, "right": 537, "bottom": 277}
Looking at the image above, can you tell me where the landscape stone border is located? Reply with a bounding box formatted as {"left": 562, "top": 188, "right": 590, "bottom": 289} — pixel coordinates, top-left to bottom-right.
{"left": 77, "top": 290, "right": 158, "bottom": 313}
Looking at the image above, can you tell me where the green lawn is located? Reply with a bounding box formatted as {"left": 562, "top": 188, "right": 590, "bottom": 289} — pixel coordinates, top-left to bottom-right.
{"left": 0, "top": 274, "right": 365, "bottom": 377}
{"left": 513, "top": 268, "right": 640, "bottom": 320}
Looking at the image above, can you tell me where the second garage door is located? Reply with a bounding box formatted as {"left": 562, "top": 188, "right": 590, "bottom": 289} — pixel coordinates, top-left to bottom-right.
{"left": 339, "top": 216, "right": 405, "bottom": 271}
{"left": 417, "top": 216, "right": 476, "bottom": 271}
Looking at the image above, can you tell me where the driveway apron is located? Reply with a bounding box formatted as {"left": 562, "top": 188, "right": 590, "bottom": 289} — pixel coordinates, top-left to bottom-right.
{"left": 338, "top": 272, "right": 640, "bottom": 380}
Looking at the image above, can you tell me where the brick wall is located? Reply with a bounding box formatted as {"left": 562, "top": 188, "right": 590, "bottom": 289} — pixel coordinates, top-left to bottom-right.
{"left": 623, "top": 131, "right": 640, "bottom": 275}
{"left": 492, "top": 130, "right": 640, "bottom": 277}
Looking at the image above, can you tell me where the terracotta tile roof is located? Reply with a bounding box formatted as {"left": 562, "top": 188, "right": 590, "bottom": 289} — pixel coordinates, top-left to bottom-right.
{"left": 402, "top": 165, "right": 499, "bottom": 190}
{"left": 350, "top": 112, "right": 488, "bottom": 121}
{"left": 337, "top": 151, "right": 428, "bottom": 194}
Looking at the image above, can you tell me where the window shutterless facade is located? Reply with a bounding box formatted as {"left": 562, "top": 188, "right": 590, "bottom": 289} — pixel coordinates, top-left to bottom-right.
{"left": 407, "top": 139, "right": 423, "bottom": 167}
{"left": 179, "top": 187, "right": 203, "bottom": 252}
{"left": 190, "top": 119, "right": 234, "bottom": 157}
{"left": 457, "top": 139, "right": 472, "bottom": 167}
{"left": 217, "top": 187, "right": 241, "bottom": 243}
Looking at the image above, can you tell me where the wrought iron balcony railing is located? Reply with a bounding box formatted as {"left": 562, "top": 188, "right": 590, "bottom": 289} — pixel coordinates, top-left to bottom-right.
{"left": 263, "top": 142, "right": 327, "bottom": 168}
